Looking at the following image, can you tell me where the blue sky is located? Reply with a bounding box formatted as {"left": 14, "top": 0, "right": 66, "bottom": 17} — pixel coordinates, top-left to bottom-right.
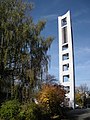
{"left": 30, "top": 0, "right": 90, "bottom": 88}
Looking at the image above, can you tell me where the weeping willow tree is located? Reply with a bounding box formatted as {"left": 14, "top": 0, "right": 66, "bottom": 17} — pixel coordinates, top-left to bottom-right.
{"left": 0, "top": 0, "right": 53, "bottom": 102}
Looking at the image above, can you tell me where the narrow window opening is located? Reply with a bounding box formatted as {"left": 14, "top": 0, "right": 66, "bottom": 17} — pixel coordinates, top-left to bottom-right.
{"left": 64, "top": 98, "right": 70, "bottom": 107}
{"left": 62, "top": 44, "right": 68, "bottom": 50}
{"left": 63, "top": 75, "right": 69, "bottom": 82}
{"left": 63, "top": 64, "right": 69, "bottom": 71}
{"left": 64, "top": 86, "right": 70, "bottom": 93}
{"left": 62, "top": 53, "right": 69, "bottom": 60}
{"left": 61, "top": 17, "right": 67, "bottom": 26}
{"left": 62, "top": 27, "right": 67, "bottom": 44}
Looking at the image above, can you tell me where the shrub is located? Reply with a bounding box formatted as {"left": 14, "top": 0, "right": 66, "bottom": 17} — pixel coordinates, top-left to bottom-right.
{"left": 18, "top": 102, "right": 42, "bottom": 120}
{"left": 37, "top": 84, "right": 66, "bottom": 116}
{"left": 0, "top": 99, "right": 20, "bottom": 120}
{"left": 0, "top": 99, "right": 54, "bottom": 120}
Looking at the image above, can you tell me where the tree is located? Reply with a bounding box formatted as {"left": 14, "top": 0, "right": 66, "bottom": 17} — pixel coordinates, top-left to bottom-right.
{"left": 0, "top": 0, "right": 53, "bottom": 102}
{"left": 79, "top": 84, "right": 88, "bottom": 93}
{"left": 75, "top": 92, "right": 83, "bottom": 107}
{"left": 75, "top": 84, "right": 89, "bottom": 107}
{"left": 37, "top": 84, "right": 66, "bottom": 116}
{"left": 45, "top": 74, "right": 58, "bottom": 84}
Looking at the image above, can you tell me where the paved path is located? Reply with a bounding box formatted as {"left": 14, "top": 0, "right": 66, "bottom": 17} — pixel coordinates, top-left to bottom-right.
{"left": 65, "top": 108, "right": 90, "bottom": 120}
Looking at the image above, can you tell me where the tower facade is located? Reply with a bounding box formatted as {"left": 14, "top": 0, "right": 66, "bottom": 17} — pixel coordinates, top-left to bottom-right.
{"left": 58, "top": 11, "right": 75, "bottom": 108}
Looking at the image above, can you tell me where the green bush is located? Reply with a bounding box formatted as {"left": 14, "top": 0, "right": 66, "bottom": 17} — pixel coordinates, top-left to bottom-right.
{"left": 0, "top": 99, "right": 20, "bottom": 120}
{"left": 18, "top": 102, "right": 42, "bottom": 120}
{"left": 0, "top": 100, "right": 52, "bottom": 120}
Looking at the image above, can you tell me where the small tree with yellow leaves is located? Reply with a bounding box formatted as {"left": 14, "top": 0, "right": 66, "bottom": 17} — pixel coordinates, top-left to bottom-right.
{"left": 37, "top": 84, "right": 66, "bottom": 116}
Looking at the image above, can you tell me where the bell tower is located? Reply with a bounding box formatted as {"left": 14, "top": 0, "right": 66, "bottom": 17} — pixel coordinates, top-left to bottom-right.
{"left": 58, "top": 11, "right": 75, "bottom": 108}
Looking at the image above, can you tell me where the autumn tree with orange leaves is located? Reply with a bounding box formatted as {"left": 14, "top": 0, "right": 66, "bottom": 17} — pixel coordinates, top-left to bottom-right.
{"left": 37, "top": 84, "right": 66, "bottom": 116}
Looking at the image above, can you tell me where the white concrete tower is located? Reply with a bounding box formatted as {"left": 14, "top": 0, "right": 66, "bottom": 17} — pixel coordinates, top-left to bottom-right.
{"left": 58, "top": 11, "right": 75, "bottom": 108}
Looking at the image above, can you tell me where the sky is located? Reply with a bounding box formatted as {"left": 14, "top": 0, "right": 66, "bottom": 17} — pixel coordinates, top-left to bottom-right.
{"left": 30, "top": 0, "right": 90, "bottom": 88}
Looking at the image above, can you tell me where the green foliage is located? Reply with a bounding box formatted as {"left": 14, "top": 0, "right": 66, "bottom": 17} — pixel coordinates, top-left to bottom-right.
{"left": 0, "top": 100, "right": 43, "bottom": 120}
{"left": 0, "top": 0, "right": 53, "bottom": 102}
{"left": 0, "top": 99, "right": 20, "bottom": 120}
{"left": 18, "top": 102, "right": 42, "bottom": 120}
{"left": 75, "top": 92, "right": 83, "bottom": 107}
{"left": 0, "top": 99, "right": 65, "bottom": 120}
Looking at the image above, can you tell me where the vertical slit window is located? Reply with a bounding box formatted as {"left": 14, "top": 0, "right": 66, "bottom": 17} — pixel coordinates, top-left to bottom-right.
{"left": 62, "top": 27, "right": 68, "bottom": 44}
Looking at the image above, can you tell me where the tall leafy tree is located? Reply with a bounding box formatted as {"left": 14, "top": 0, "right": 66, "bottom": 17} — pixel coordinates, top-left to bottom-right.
{"left": 0, "top": 0, "right": 53, "bottom": 102}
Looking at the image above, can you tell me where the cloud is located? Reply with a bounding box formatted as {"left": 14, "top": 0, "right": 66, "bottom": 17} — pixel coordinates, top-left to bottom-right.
{"left": 73, "top": 8, "right": 90, "bottom": 24}
{"left": 75, "top": 47, "right": 90, "bottom": 60}
{"left": 41, "top": 14, "right": 58, "bottom": 22}
{"left": 76, "top": 47, "right": 90, "bottom": 55}
{"left": 73, "top": 9, "right": 88, "bottom": 18}
{"left": 75, "top": 47, "right": 90, "bottom": 69}
{"left": 75, "top": 59, "right": 90, "bottom": 87}
{"left": 75, "top": 19, "right": 90, "bottom": 24}
{"left": 76, "top": 60, "right": 90, "bottom": 69}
